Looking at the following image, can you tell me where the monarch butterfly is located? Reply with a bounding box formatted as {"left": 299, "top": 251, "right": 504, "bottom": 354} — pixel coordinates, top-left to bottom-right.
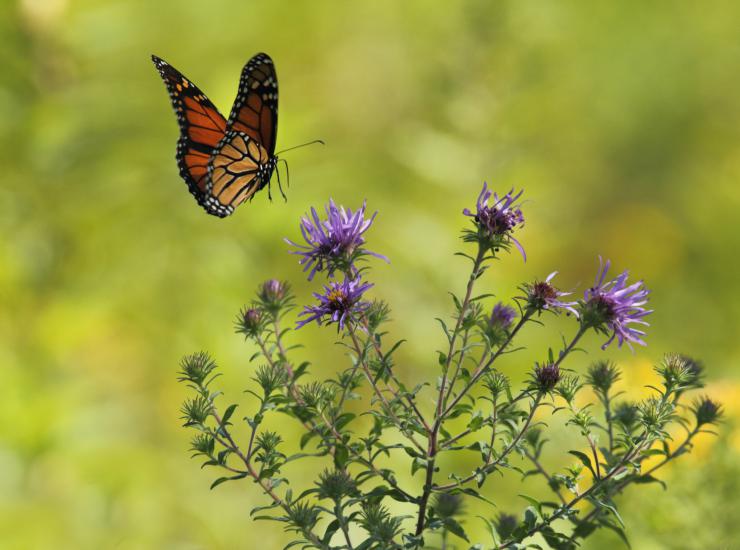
{"left": 152, "top": 53, "right": 281, "bottom": 218}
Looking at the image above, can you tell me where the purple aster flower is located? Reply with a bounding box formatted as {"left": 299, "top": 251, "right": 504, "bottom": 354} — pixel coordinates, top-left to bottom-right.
{"left": 463, "top": 183, "right": 526, "bottom": 260}
{"left": 524, "top": 272, "right": 579, "bottom": 316}
{"left": 296, "top": 276, "right": 373, "bottom": 330}
{"left": 285, "top": 199, "right": 389, "bottom": 280}
{"left": 490, "top": 302, "right": 517, "bottom": 330}
{"left": 581, "top": 258, "right": 653, "bottom": 350}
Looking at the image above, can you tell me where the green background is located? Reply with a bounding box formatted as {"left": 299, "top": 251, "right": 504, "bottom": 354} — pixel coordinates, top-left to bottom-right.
{"left": 1, "top": 1, "right": 739, "bottom": 548}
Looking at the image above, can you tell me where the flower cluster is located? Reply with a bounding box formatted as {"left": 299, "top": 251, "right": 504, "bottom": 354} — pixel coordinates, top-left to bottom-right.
{"left": 178, "top": 182, "right": 720, "bottom": 550}
{"left": 286, "top": 199, "right": 386, "bottom": 331}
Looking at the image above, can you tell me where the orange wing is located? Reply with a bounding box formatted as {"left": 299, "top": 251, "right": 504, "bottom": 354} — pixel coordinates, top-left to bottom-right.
{"left": 204, "top": 131, "right": 272, "bottom": 217}
{"left": 227, "top": 53, "right": 278, "bottom": 155}
{"left": 152, "top": 55, "right": 227, "bottom": 211}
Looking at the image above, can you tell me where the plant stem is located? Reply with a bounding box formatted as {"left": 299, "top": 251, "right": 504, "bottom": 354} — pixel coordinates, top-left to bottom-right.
{"left": 440, "top": 313, "right": 530, "bottom": 422}
{"left": 417, "top": 244, "right": 486, "bottom": 537}
{"left": 348, "top": 327, "right": 426, "bottom": 453}
{"left": 437, "top": 243, "right": 486, "bottom": 418}
{"left": 210, "top": 408, "right": 328, "bottom": 549}
{"left": 335, "top": 501, "right": 355, "bottom": 550}
{"left": 361, "top": 318, "right": 431, "bottom": 434}
{"left": 434, "top": 394, "right": 541, "bottom": 491}
{"left": 523, "top": 449, "right": 567, "bottom": 505}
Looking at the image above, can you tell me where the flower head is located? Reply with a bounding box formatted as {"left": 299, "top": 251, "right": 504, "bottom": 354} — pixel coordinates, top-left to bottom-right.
{"left": 692, "top": 396, "right": 723, "bottom": 426}
{"left": 463, "top": 183, "right": 526, "bottom": 260}
{"left": 533, "top": 362, "right": 561, "bottom": 393}
{"left": 296, "top": 276, "right": 373, "bottom": 330}
{"left": 480, "top": 302, "right": 516, "bottom": 347}
{"left": 580, "top": 258, "right": 653, "bottom": 350}
{"left": 523, "top": 271, "right": 578, "bottom": 316}
{"left": 285, "top": 199, "right": 388, "bottom": 280}
{"left": 490, "top": 302, "right": 517, "bottom": 330}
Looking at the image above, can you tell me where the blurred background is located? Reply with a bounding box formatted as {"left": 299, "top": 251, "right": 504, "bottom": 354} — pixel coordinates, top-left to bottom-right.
{"left": 1, "top": 0, "right": 739, "bottom": 548}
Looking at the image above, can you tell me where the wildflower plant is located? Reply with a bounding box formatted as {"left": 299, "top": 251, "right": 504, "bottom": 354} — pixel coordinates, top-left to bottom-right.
{"left": 178, "top": 185, "right": 722, "bottom": 549}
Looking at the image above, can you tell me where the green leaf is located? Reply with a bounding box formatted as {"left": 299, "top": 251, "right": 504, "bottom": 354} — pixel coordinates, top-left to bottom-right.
{"left": 568, "top": 450, "right": 597, "bottom": 478}
{"left": 633, "top": 474, "right": 667, "bottom": 490}
{"left": 321, "top": 519, "right": 340, "bottom": 544}
{"left": 221, "top": 403, "right": 238, "bottom": 425}
{"left": 333, "top": 445, "right": 349, "bottom": 470}
{"left": 299, "top": 431, "right": 316, "bottom": 449}
{"left": 468, "top": 411, "right": 484, "bottom": 431}
{"left": 210, "top": 472, "right": 247, "bottom": 489}
{"left": 523, "top": 506, "right": 537, "bottom": 529}
{"left": 518, "top": 494, "right": 542, "bottom": 515}
{"left": 443, "top": 518, "right": 469, "bottom": 541}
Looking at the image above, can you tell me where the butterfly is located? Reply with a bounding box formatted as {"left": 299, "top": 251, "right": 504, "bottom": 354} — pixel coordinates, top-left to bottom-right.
{"left": 152, "top": 53, "right": 280, "bottom": 217}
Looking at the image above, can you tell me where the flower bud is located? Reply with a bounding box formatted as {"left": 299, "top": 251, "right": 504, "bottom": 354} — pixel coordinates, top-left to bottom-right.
{"left": 692, "top": 396, "right": 722, "bottom": 426}
{"left": 495, "top": 513, "right": 518, "bottom": 541}
{"left": 433, "top": 493, "right": 464, "bottom": 519}
{"left": 482, "top": 302, "right": 516, "bottom": 346}
{"left": 236, "top": 307, "right": 263, "bottom": 338}
{"left": 586, "top": 360, "right": 621, "bottom": 394}
{"left": 533, "top": 363, "right": 561, "bottom": 393}
{"left": 613, "top": 401, "right": 639, "bottom": 432}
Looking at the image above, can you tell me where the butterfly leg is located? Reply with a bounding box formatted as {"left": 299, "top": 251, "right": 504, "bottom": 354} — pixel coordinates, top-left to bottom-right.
{"left": 276, "top": 160, "right": 288, "bottom": 202}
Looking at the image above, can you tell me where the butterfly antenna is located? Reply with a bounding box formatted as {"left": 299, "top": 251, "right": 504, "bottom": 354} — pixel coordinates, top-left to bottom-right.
{"left": 275, "top": 139, "right": 325, "bottom": 155}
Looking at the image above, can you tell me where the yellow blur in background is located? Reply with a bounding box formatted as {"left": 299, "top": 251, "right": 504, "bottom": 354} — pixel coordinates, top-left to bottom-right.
{"left": 1, "top": 1, "right": 739, "bottom": 548}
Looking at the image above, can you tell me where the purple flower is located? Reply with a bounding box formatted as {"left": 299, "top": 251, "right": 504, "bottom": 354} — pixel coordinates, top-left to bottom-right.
{"left": 582, "top": 258, "right": 653, "bottom": 350}
{"left": 525, "top": 272, "right": 579, "bottom": 316}
{"left": 285, "top": 199, "right": 388, "bottom": 280}
{"left": 490, "top": 302, "right": 517, "bottom": 330}
{"left": 463, "top": 183, "right": 526, "bottom": 260}
{"left": 296, "top": 276, "right": 373, "bottom": 330}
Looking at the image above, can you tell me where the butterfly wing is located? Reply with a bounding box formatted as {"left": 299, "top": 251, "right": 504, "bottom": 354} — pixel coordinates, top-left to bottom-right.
{"left": 205, "top": 130, "right": 273, "bottom": 217}
{"left": 227, "top": 53, "right": 278, "bottom": 156}
{"left": 152, "top": 55, "right": 227, "bottom": 212}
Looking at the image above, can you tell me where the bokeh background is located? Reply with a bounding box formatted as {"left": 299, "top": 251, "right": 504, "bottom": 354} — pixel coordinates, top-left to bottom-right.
{"left": 2, "top": 0, "right": 739, "bottom": 548}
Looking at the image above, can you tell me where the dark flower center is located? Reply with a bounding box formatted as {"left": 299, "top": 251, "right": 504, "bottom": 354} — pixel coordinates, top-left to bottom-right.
{"left": 533, "top": 281, "right": 557, "bottom": 303}
{"left": 327, "top": 288, "right": 350, "bottom": 311}
{"left": 535, "top": 364, "right": 561, "bottom": 391}
{"left": 478, "top": 207, "right": 519, "bottom": 235}
{"left": 590, "top": 294, "right": 616, "bottom": 321}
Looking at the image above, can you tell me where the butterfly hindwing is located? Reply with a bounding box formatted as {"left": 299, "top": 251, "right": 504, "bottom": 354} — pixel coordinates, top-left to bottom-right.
{"left": 205, "top": 130, "right": 274, "bottom": 217}
{"left": 227, "top": 53, "right": 278, "bottom": 156}
{"left": 152, "top": 55, "right": 227, "bottom": 211}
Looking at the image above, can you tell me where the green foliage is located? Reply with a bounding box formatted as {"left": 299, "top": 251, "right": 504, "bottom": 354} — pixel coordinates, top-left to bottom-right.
{"left": 174, "top": 203, "right": 723, "bottom": 549}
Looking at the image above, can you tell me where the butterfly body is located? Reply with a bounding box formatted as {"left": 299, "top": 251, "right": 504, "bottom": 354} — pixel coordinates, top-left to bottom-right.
{"left": 152, "top": 53, "right": 279, "bottom": 217}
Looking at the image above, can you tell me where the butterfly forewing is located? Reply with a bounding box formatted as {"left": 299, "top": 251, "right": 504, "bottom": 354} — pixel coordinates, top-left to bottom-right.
{"left": 227, "top": 53, "right": 278, "bottom": 155}
{"left": 151, "top": 55, "right": 227, "bottom": 210}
